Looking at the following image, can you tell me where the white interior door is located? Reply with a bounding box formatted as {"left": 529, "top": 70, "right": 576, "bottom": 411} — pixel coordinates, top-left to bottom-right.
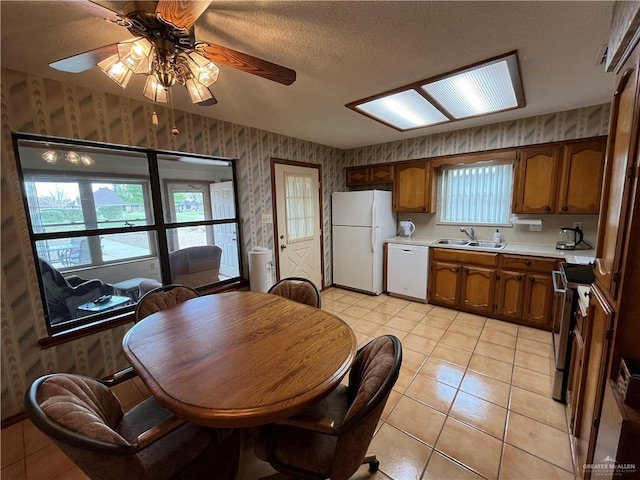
{"left": 274, "top": 163, "right": 322, "bottom": 289}
{"left": 210, "top": 181, "right": 239, "bottom": 278}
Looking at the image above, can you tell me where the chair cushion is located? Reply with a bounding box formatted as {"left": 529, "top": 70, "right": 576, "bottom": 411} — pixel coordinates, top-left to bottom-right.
{"left": 37, "top": 375, "right": 128, "bottom": 446}
{"left": 254, "top": 385, "right": 350, "bottom": 476}
{"left": 344, "top": 336, "right": 395, "bottom": 424}
{"left": 119, "top": 397, "right": 214, "bottom": 479}
{"left": 137, "top": 287, "right": 198, "bottom": 320}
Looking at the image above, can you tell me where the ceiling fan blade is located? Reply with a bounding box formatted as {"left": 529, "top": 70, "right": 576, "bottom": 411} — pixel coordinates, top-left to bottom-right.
{"left": 156, "top": 0, "right": 211, "bottom": 30}
{"left": 61, "top": 0, "right": 123, "bottom": 22}
{"left": 50, "top": 44, "right": 119, "bottom": 73}
{"left": 200, "top": 43, "right": 297, "bottom": 86}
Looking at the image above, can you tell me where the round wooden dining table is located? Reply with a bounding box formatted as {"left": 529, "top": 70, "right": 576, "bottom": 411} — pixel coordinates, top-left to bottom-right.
{"left": 122, "top": 291, "right": 357, "bottom": 428}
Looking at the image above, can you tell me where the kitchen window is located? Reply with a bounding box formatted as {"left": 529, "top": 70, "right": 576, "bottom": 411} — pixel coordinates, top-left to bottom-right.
{"left": 439, "top": 162, "right": 513, "bottom": 225}
{"left": 14, "top": 134, "right": 241, "bottom": 335}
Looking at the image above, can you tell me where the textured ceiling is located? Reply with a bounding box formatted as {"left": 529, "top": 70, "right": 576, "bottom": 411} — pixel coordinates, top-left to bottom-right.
{"left": 0, "top": 1, "right": 615, "bottom": 149}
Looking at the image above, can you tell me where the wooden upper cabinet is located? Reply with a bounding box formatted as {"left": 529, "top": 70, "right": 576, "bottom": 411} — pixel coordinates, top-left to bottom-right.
{"left": 513, "top": 146, "right": 560, "bottom": 213}
{"left": 370, "top": 164, "right": 394, "bottom": 183}
{"left": 393, "top": 161, "right": 432, "bottom": 212}
{"left": 595, "top": 54, "right": 640, "bottom": 303}
{"left": 345, "top": 164, "right": 394, "bottom": 187}
{"left": 460, "top": 266, "right": 496, "bottom": 315}
{"left": 557, "top": 138, "right": 607, "bottom": 214}
{"left": 345, "top": 167, "right": 369, "bottom": 186}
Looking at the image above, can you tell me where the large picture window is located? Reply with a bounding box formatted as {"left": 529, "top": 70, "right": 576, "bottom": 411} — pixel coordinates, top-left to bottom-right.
{"left": 14, "top": 134, "right": 241, "bottom": 334}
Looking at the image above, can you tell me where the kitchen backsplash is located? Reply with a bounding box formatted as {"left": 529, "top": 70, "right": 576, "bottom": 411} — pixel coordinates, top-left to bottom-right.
{"left": 397, "top": 213, "right": 599, "bottom": 250}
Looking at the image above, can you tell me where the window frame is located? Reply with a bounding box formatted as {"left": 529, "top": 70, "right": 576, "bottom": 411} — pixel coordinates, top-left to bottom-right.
{"left": 12, "top": 132, "right": 243, "bottom": 336}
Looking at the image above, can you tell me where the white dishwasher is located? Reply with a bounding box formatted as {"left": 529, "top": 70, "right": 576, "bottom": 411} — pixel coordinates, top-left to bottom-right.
{"left": 387, "top": 243, "right": 429, "bottom": 301}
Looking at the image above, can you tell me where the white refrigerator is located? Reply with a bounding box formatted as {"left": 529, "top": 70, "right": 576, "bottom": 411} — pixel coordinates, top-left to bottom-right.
{"left": 332, "top": 190, "right": 396, "bottom": 294}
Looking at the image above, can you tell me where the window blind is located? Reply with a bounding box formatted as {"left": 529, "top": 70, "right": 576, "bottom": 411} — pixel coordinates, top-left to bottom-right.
{"left": 440, "top": 163, "right": 513, "bottom": 224}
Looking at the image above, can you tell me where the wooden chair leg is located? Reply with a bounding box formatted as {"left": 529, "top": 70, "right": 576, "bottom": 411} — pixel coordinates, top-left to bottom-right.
{"left": 362, "top": 453, "right": 379, "bottom": 472}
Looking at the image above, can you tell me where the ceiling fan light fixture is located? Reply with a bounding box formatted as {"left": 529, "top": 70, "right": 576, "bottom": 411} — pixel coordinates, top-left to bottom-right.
{"left": 80, "top": 154, "right": 95, "bottom": 166}
{"left": 143, "top": 75, "right": 169, "bottom": 103}
{"left": 97, "top": 54, "right": 133, "bottom": 88}
{"left": 65, "top": 151, "right": 81, "bottom": 165}
{"left": 185, "top": 78, "right": 213, "bottom": 104}
{"left": 41, "top": 150, "right": 59, "bottom": 164}
{"left": 188, "top": 51, "right": 219, "bottom": 87}
{"left": 117, "top": 37, "right": 155, "bottom": 74}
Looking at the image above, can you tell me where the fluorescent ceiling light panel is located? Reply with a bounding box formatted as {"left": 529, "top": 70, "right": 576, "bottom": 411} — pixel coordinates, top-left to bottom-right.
{"left": 422, "top": 59, "right": 518, "bottom": 119}
{"left": 355, "top": 90, "right": 448, "bottom": 130}
{"left": 347, "top": 51, "right": 524, "bottom": 131}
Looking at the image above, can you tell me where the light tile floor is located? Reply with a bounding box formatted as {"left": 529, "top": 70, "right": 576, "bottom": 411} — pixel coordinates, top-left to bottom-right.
{"left": 1, "top": 288, "right": 576, "bottom": 480}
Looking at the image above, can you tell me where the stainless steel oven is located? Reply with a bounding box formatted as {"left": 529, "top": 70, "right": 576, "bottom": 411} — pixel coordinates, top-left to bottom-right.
{"left": 551, "top": 263, "right": 595, "bottom": 402}
{"left": 552, "top": 269, "right": 573, "bottom": 401}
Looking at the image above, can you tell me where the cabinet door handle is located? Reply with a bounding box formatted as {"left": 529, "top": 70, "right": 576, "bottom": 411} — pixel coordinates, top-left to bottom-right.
{"left": 530, "top": 277, "right": 535, "bottom": 283}
{"left": 544, "top": 205, "right": 551, "bottom": 211}
{"left": 517, "top": 275, "right": 523, "bottom": 281}
{"left": 465, "top": 268, "right": 469, "bottom": 273}
{"left": 561, "top": 206, "right": 568, "bottom": 211}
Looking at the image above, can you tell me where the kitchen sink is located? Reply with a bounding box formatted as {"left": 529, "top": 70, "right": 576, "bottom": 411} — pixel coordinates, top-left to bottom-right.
{"left": 467, "top": 241, "right": 507, "bottom": 250}
{"left": 434, "top": 239, "right": 507, "bottom": 250}
{"left": 435, "top": 239, "right": 470, "bottom": 245}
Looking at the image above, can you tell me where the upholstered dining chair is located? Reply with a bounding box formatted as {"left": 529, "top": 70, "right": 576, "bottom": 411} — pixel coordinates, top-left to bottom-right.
{"left": 253, "top": 335, "right": 402, "bottom": 480}
{"left": 24, "top": 371, "right": 240, "bottom": 480}
{"left": 267, "top": 277, "right": 321, "bottom": 308}
{"left": 135, "top": 284, "right": 200, "bottom": 322}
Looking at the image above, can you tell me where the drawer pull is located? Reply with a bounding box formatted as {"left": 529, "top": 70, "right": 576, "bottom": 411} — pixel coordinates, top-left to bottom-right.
{"left": 524, "top": 260, "right": 531, "bottom": 266}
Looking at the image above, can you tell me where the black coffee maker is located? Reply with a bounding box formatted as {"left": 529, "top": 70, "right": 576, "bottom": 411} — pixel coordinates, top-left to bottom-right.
{"left": 556, "top": 226, "right": 585, "bottom": 250}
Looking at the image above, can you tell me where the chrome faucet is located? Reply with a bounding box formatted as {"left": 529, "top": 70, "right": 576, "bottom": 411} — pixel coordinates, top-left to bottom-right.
{"left": 460, "top": 227, "right": 475, "bottom": 241}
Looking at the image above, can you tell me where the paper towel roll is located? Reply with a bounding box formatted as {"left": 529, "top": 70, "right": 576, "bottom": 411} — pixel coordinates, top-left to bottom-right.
{"left": 248, "top": 246, "right": 274, "bottom": 292}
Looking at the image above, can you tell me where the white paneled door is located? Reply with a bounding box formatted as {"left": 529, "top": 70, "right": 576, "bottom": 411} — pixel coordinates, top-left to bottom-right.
{"left": 210, "top": 181, "right": 240, "bottom": 278}
{"left": 273, "top": 163, "right": 322, "bottom": 289}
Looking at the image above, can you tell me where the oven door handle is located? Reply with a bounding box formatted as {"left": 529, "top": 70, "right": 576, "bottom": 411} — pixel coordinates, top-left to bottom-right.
{"left": 552, "top": 270, "right": 567, "bottom": 294}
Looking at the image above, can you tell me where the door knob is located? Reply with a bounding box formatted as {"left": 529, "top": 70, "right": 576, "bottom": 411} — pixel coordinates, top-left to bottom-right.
{"left": 280, "top": 244, "right": 287, "bottom": 250}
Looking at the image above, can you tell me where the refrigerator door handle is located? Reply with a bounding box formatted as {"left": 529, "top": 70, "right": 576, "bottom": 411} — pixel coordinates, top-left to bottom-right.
{"left": 371, "top": 194, "right": 376, "bottom": 252}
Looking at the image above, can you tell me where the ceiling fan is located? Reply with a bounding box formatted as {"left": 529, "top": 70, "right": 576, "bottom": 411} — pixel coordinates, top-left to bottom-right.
{"left": 50, "top": 0, "right": 297, "bottom": 107}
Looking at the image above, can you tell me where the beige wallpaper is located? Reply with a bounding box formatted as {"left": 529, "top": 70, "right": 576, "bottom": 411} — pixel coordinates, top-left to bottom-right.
{"left": 0, "top": 66, "right": 610, "bottom": 420}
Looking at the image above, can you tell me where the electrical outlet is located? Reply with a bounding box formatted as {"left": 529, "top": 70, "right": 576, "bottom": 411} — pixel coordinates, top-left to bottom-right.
{"left": 262, "top": 214, "right": 273, "bottom": 224}
{"left": 573, "top": 221, "right": 582, "bottom": 229}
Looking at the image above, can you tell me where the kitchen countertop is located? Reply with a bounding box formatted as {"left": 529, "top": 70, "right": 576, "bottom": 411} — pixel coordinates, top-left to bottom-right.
{"left": 385, "top": 236, "right": 595, "bottom": 264}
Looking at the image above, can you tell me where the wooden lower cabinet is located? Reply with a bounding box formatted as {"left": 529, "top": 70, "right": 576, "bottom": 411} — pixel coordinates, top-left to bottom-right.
{"left": 495, "top": 272, "right": 553, "bottom": 330}
{"left": 461, "top": 266, "right": 496, "bottom": 315}
{"left": 429, "top": 249, "right": 555, "bottom": 329}
{"left": 430, "top": 261, "right": 460, "bottom": 307}
{"left": 574, "top": 286, "right": 614, "bottom": 479}
{"left": 495, "top": 271, "right": 525, "bottom": 321}
{"left": 568, "top": 326, "right": 587, "bottom": 436}
{"left": 591, "top": 381, "right": 640, "bottom": 480}
{"left": 522, "top": 273, "right": 553, "bottom": 329}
